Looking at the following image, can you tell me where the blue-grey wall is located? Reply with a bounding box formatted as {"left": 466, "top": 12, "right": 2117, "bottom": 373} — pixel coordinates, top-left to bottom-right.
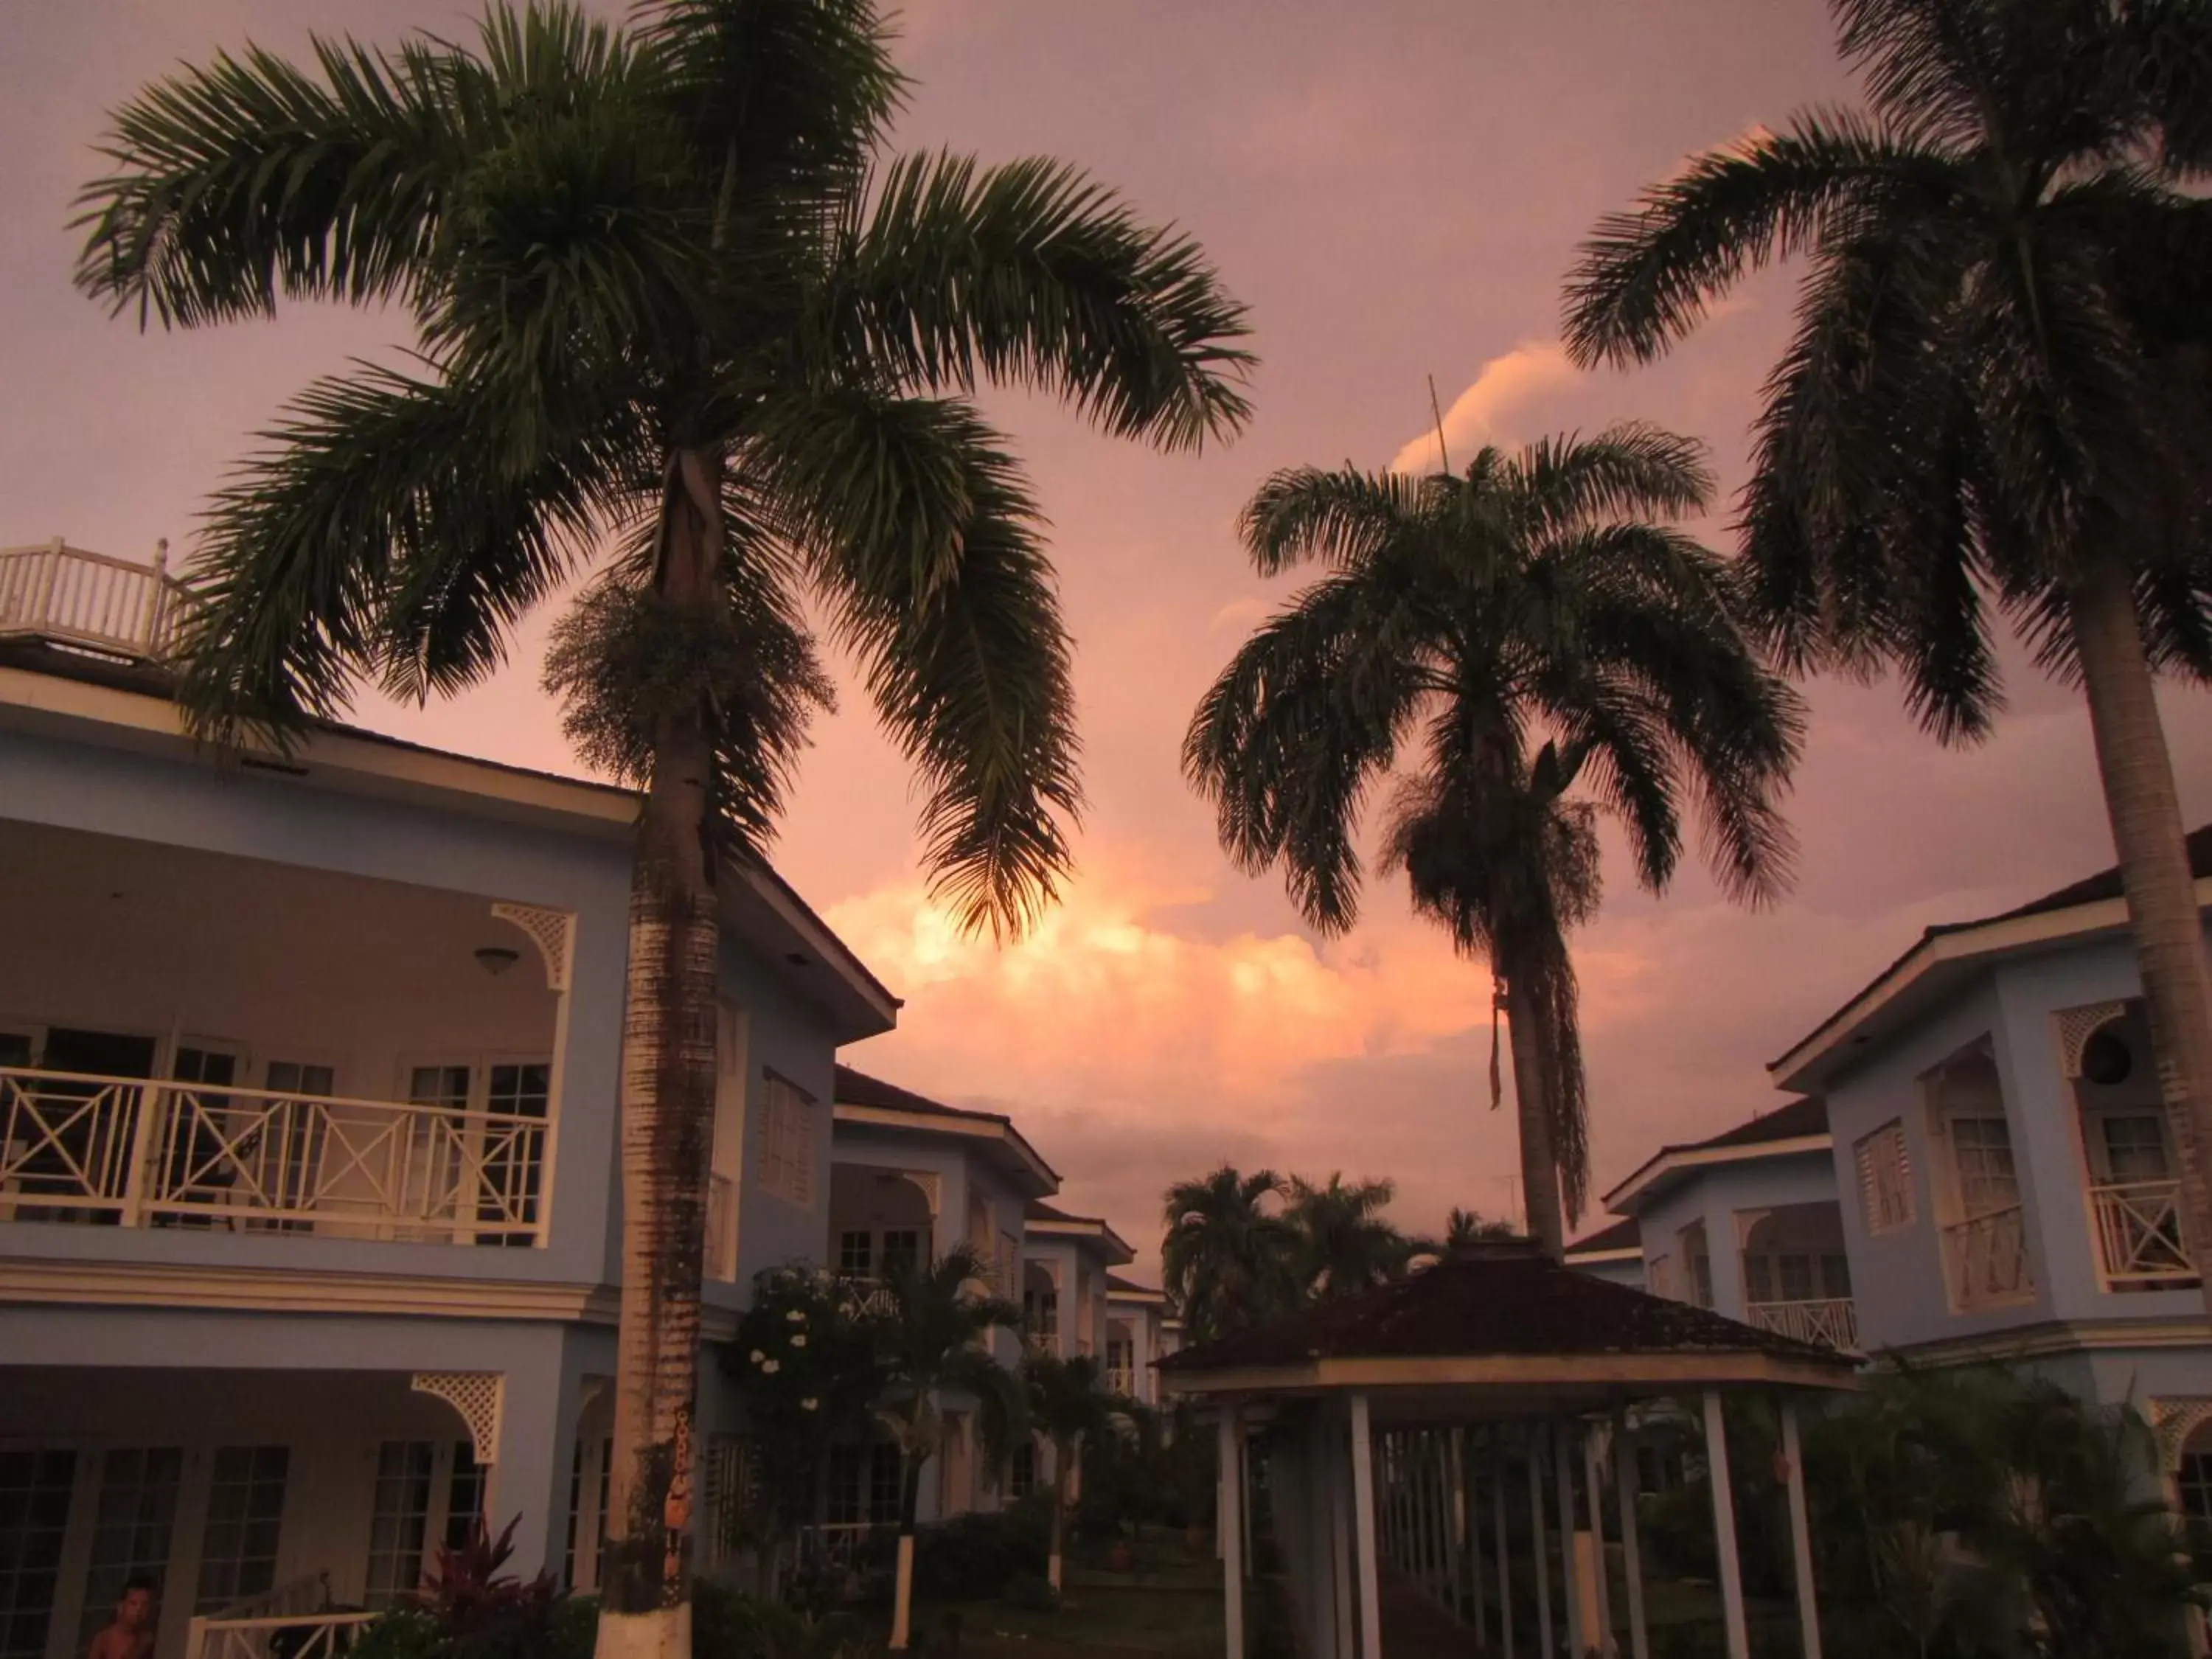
{"left": 1631, "top": 1149, "right": 1838, "bottom": 1321}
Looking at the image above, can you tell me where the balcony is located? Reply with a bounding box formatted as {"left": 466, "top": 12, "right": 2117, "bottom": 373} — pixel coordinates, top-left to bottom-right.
{"left": 1747, "top": 1296, "right": 1861, "bottom": 1353}
{"left": 1943, "top": 1203, "right": 2036, "bottom": 1308}
{"left": 2089, "top": 1178, "right": 2199, "bottom": 1290}
{"left": 0, "top": 540, "right": 193, "bottom": 664}
{"left": 1, "top": 1066, "right": 547, "bottom": 1242}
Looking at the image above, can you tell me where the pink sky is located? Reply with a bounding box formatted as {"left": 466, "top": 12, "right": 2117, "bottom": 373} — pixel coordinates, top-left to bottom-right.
{"left": 7, "top": 0, "right": 2211, "bottom": 1272}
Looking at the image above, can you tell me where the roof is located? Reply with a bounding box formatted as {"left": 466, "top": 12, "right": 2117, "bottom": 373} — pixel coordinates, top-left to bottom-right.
{"left": 1601, "top": 1096, "right": 1830, "bottom": 1214}
{"left": 1563, "top": 1217, "right": 1641, "bottom": 1259}
{"left": 1107, "top": 1273, "right": 1168, "bottom": 1301}
{"left": 1770, "top": 825, "right": 2212, "bottom": 1092}
{"left": 1025, "top": 1199, "right": 1136, "bottom": 1267}
{"left": 1159, "top": 1242, "right": 1854, "bottom": 1408}
{"left": 831, "top": 1065, "right": 1060, "bottom": 1194}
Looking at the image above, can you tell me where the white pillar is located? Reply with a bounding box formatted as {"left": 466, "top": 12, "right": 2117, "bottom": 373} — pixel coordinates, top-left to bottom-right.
{"left": 1615, "top": 1415, "right": 1649, "bottom": 1659}
{"left": 1447, "top": 1427, "right": 1467, "bottom": 1624}
{"left": 1530, "top": 1434, "right": 1554, "bottom": 1659}
{"left": 1586, "top": 1425, "right": 1616, "bottom": 1656}
{"left": 1781, "top": 1402, "right": 1823, "bottom": 1659}
{"left": 1703, "top": 1391, "right": 1751, "bottom": 1659}
{"left": 1220, "top": 1409, "right": 1245, "bottom": 1659}
{"left": 1331, "top": 1418, "right": 1356, "bottom": 1659}
{"left": 1427, "top": 1432, "right": 1449, "bottom": 1600}
{"left": 1555, "top": 1422, "right": 1585, "bottom": 1658}
{"left": 1350, "top": 1395, "right": 1384, "bottom": 1659}
{"left": 1494, "top": 1445, "right": 1515, "bottom": 1659}
{"left": 1467, "top": 1436, "right": 1487, "bottom": 1643}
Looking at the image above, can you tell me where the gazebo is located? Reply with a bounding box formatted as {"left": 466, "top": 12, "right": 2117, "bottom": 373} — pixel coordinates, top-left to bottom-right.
{"left": 1159, "top": 1239, "right": 1859, "bottom": 1659}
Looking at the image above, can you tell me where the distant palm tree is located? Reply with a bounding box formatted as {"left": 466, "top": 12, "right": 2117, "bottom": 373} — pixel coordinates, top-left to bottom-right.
{"left": 1186, "top": 427, "right": 1799, "bottom": 1255}
{"left": 74, "top": 1, "right": 1249, "bottom": 1640}
{"left": 1161, "top": 1166, "right": 1303, "bottom": 1343}
{"left": 1563, "top": 0, "right": 2212, "bottom": 1289}
{"left": 1287, "top": 1173, "right": 1406, "bottom": 1298}
{"left": 872, "top": 1245, "right": 1025, "bottom": 1648}
{"left": 1445, "top": 1206, "right": 1519, "bottom": 1248}
{"left": 1020, "top": 1352, "right": 1130, "bottom": 1593}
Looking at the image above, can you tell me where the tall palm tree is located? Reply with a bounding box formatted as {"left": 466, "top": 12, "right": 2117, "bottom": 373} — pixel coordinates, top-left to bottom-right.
{"left": 1020, "top": 1351, "right": 1129, "bottom": 1593}
{"left": 1444, "top": 1206, "right": 1518, "bottom": 1248}
{"left": 1562, "top": 0, "right": 2212, "bottom": 1292}
{"left": 1286, "top": 1172, "right": 1406, "bottom": 1297}
{"left": 1186, "top": 427, "right": 1799, "bottom": 1256}
{"left": 872, "top": 1245, "right": 1026, "bottom": 1647}
{"left": 1160, "top": 1165, "right": 1304, "bottom": 1343}
{"left": 74, "top": 3, "right": 1249, "bottom": 1646}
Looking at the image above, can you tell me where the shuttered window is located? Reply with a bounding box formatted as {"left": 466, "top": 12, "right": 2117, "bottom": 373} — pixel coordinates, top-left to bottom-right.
{"left": 757, "top": 1073, "right": 815, "bottom": 1208}
{"left": 1857, "top": 1121, "right": 1916, "bottom": 1234}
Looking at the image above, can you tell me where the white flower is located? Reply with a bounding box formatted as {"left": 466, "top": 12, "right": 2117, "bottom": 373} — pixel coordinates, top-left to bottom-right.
{"left": 790, "top": 1335, "right": 808, "bottom": 1348}
{"left": 787, "top": 1309, "right": 807, "bottom": 1324}
{"left": 750, "top": 1349, "right": 765, "bottom": 1365}
{"left": 801, "top": 1398, "right": 819, "bottom": 1413}
{"left": 762, "top": 1358, "right": 781, "bottom": 1374}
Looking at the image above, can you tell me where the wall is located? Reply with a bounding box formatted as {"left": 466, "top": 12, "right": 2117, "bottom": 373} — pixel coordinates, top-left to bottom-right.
{"left": 1631, "top": 1150, "right": 1840, "bottom": 1321}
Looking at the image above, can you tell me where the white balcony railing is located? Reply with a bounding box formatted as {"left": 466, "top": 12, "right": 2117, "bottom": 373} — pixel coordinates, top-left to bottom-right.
{"left": 0, "top": 1066, "right": 548, "bottom": 1242}
{"left": 186, "top": 1610, "right": 374, "bottom": 1659}
{"left": 1943, "top": 1204, "right": 2035, "bottom": 1308}
{"left": 0, "top": 540, "right": 194, "bottom": 663}
{"left": 2090, "top": 1179, "right": 2199, "bottom": 1288}
{"left": 1747, "top": 1296, "right": 1861, "bottom": 1352}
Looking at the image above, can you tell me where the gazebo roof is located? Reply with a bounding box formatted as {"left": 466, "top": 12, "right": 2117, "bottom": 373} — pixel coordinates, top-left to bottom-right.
{"left": 1160, "top": 1240, "right": 1855, "bottom": 1414}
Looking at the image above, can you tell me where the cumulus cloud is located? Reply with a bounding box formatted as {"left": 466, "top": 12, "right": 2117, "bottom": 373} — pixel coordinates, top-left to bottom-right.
{"left": 1388, "top": 340, "right": 1582, "bottom": 475}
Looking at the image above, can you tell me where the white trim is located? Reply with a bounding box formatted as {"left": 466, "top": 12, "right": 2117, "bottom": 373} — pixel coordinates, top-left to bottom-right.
{"left": 1604, "top": 1134, "right": 1832, "bottom": 1214}
{"left": 831, "top": 1102, "right": 1057, "bottom": 1192}
{"left": 1563, "top": 1245, "right": 1641, "bottom": 1266}
{"left": 1876, "top": 1313, "right": 2211, "bottom": 1367}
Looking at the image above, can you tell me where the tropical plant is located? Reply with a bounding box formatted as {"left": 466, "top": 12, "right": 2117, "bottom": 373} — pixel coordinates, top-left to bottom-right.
{"left": 1285, "top": 1173, "right": 1408, "bottom": 1297}
{"left": 871, "top": 1245, "right": 1026, "bottom": 1647}
{"left": 1019, "top": 1352, "right": 1130, "bottom": 1591}
{"left": 1185, "top": 427, "right": 1799, "bottom": 1254}
{"left": 1562, "top": 0, "right": 2212, "bottom": 1293}
{"left": 74, "top": 2, "right": 1251, "bottom": 1646}
{"left": 1160, "top": 1166, "right": 1304, "bottom": 1343}
{"left": 1444, "top": 1206, "right": 1519, "bottom": 1248}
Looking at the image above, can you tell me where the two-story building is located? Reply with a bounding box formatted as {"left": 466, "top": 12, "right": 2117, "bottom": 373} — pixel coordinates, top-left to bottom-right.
{"left": 1102, "top": 1276, "right": 1178, "bottom": 1407}
{"left": 0, "top": 543, "right": 900, "bottom": 1659}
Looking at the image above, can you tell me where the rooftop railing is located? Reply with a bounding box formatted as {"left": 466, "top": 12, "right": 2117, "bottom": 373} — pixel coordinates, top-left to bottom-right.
{"left": 1747, "top": 1295, "right": 1861, "bottom": 1353}
{"left": 0, "top": 540, "right": 194, "bottom": 663}
{"left": 2089, "top": 1178, "right": 2199, "bottom": 1290}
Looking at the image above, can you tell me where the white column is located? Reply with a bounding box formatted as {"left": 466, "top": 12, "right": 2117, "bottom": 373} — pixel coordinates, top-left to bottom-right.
{"left": 1615, "top": 1415, "right": 1649, "bottom": 1659}
{"left": 1586, "top": 1425, "right": 1616, "bottom": 1655}
{"left": 1447, "top": 1427, "right": 1467, "bottom": 1624}
{"left": 1350, "top": 1395, "right": 1384, "bottom": 1659}
{"left": 1467, "top": 1435, "right": 1487, "bottom": 1644}
{"left": 1220, "top": 1409, "right": 1245, "bottom": 1659}
{"left": 1703, "top": 1391, "right": 1751, "bottom": 1659}
{"left": 1494, "top": 1446, "right": 1515, "bottom": 1659}
{"left": 1427, "top": 1432, "right": 1447, "bottom": 1599}
{"left": 1555, "top": 1422, "right": 1585, "bottom": 1658}
{"left": 1781, "top": 1402, "right": 1823, "bottom": 1659}
{"left": 1530, "top": 1433, "right": 1554, "bottom": 1659}
{"left": 1331, "top": 1418, "right": 1356, "bottom": 1659}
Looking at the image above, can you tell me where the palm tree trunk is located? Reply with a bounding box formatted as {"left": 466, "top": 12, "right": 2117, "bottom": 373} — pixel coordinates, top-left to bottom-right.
{"left": 1503, "top": 955, "right": 1565, "bottom": 1259}
{"left": 2067, "top": 558, "right": 2212, "bottom": 1309}
{"left": 597, "top": 447, "right": 725, "bottom": 1659}
{"left": 892, "top": 1448, "right": 926, "bottom": 1650}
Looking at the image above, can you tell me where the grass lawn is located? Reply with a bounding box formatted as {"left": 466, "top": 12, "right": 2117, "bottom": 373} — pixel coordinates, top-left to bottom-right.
{"left": 906, "top": 1533, "right": 1225, "bottom": 1659}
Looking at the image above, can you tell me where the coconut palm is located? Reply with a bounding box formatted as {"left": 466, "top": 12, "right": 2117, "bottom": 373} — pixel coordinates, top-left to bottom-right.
{"left": 74, "top": 2, "right": 1249, "bottom": 1644}
{"left": 1562, "top": 0, "right": 2212, "bottom": 1290}
{"left": 1161, "top": 1165, "right": 1304, "bottom": 1343}
{"left": 1186, "top": 427, "right": 1799, "bottom": 1255}
{"left": 872, "top": 1245, "right": 1026, "bottom": 1647}
{"left": 1444, "top": 1206, "right": 1519, "bottom": 1248}
{"left": 1020, "top": 1351, "right": 1130, "bottom": 1593}
{"left": 1287, "top": 1172, "right": 1407, "bottom": 1297}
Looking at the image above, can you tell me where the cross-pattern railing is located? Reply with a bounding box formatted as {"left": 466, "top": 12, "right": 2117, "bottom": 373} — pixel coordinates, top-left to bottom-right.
{"left": 1747, "top": 1296, "right": 1861, "bottom": 1352}
{"left": 0, "top": 540, "right": 194, "bottom": 662}
{"left": 2090, "top": 1179, "right": 2199, "bottom": 1287}
{"left": 0, "top": 1066, "right": 547, "bottom": 1242}
{"left": 1943, "top": 1203, "right": 2035, "bottom": 1308}
{"left": 187, "top": 1610, "right": 374, "bottom": 1659}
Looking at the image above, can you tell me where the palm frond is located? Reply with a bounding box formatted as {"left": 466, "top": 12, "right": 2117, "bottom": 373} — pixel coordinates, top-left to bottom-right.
{"left": 1237, "top": 465, "right": 1427, "bottom": 577}
{"left": 1508, "top": 422, "right": 1714, "bottom": 538}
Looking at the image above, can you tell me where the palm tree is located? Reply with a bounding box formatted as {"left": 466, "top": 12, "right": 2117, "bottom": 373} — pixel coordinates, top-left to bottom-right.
{"left": 1160, "top": 1166, "right": 1304, "bottom": 1343}
{"left": 872, "top": 1245, "right": 1026, "bottom": 1647}
{"left": 1186, "top": 427, "right": 1799, "bottom": 1256}
{"left": 1286, "top": 1173, "right": 1406, "bottom": 1297}
{"left": 1444, "top": 1206, "right": 1518, "bottom": 1248}
{"left": 1562, "top": 0, "right": 2212, "bottom": 1293}
{"left": 1020, "top": 1352, "right": 1130, "bottom": 1593}
{"left": 74, "top": 3, "right": 1249, "bottom": 1644}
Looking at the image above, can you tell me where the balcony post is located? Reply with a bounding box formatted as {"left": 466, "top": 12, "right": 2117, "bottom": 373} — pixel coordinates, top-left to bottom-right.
{"left": 119, "top": 1079, "right": 164, "bottom": 1227}
{"left": 1781, "top": 1400, "right": 1823, "bottom": 1659}
{"left": 1703, "top": 1391, "right": 1751, "bottom": 1659}
{"left": 1615, "top": 1411, "right": 1650, "bottom": 1659}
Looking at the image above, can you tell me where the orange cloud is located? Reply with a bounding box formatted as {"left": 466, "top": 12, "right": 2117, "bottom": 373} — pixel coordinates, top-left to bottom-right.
{"left": 1388, "top": 339, "right": 1581, "bottom": 475}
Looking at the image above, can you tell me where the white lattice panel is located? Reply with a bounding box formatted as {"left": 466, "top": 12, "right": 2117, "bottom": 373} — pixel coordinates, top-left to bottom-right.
{"left": 413, "top": 1371, "right": 505, "bottom": 1463}
{"left": 490, "top": 902, "right": 576, "bottom": 992}
{"left": 2053, "top": 1001, "right": 2128, "bottom": 1078}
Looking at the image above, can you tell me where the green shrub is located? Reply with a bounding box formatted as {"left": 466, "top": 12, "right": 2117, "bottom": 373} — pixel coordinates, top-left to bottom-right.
{"left": 911, "top": 1508, "right": 1048, "bottom": 1601}
{"left": 998, "top": 1574, "right": 1058, "bottom": 1613}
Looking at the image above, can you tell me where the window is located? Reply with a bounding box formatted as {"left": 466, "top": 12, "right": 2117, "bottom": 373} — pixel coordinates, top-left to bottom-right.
{"left": 0, "top": 1450, "right": 76, "bottom": 1659}
{"left": 364, "top": 1442, "right": 435, "bottom": 1608}
{"left": 2181, "top": 1452, "right": 2212, "bottom": 1523}
{"left": 839, "top": 1231, "right": 874, "bottom": 1276}
{"left": 1026, "top": 1290, "right": 1060, "bottom": 1344}
{"left": 195, "top": 1447, "right": 290, "bottom": 1613}
{"left": 442, "top": 1446, "right": 487, "bottom": 1553}
{"left": 80, "top": 1447, "right": 183, "bottom": 1652}
{"left": 479, "top": 1063, "right": 549, "bottom": 1245}
{"left": 1688, "top": 1251, "right": 1714, "bottom": 1309}
{"left": 881, "top": 1231, "right": 922, "bottom": 1276}
{"left": 1948, "top": 1116, "right": 2020, "bottom": 1219}
{"left": 827, "top": 1447, "right": 902, "bottom": 1526}
{"left": 2100, "top": 1114, "right": 2171, "bottom": 1183}
{"left": 1857, "top": 1121, "right": 1917, "bottom": 1234}
{"left": 561, "top": 1436, "right": 613, "bottom": 1593}
{"left": 701, "top": 1439, "right": 754, "bottom": 1571}
{"left": 998, "top": 1231, "right": 1021, "bottom": 1297}
{"left": 1009, "top": 1444, "right": 1037, "bottom": 1500}
{"left": 165, "top": 1046, "right": 240, "bottom": 1215}
{"left": 757, "top": 1074, "right": 815, "bottom": 1208}
{"left": 1647, "top": 1255, "right": 1673, "bottom": 1298}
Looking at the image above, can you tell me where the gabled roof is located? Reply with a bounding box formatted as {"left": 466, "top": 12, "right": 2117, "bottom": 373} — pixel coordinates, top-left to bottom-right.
{"left": 1601, "top": 1096, "right": 1830, "bottom": 1214}
{"left": 1107, "top": 1273, "right": 1169, "bottom": 1304}
{"left": 1025, "top": 1199, "right": 1135, "bottom": 1267}
{"left": 1563, "top": 1216, "right": 1641, "bottom": 1261}
{"left": 1158, "top": 1242, "right": 1854, "bottom": 1404}
{"left": 1770, "top": 825, "right": 2212, "bottom": 1092}
{"left": 831, "top": 1065, "right": 1060, "bottom": 1194}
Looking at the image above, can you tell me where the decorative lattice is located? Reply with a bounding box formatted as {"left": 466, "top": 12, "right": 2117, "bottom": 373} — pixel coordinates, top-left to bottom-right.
{"left": 2153, "top": 1397, "right": 2212, "bottom": 1467}
{"left": 908, "top": 1171, "right": 942, "bottom": 1218}
{"left": 490, "top": 902, "right": 575, "bottom": 992}
{"left": 2053, "top": 1001, "right": 2129, "bottom": 1079}
{"left": 413, "top": 1371, "right": 505, "bottom": 1463}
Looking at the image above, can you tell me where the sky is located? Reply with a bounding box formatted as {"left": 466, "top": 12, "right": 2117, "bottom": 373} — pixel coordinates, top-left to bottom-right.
{"left": 7, "top": 0, "right": 2212, "bottom": 1275}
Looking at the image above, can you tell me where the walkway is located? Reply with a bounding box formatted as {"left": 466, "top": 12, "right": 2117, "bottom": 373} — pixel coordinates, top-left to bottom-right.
{"left": 1377, "top": 1569, "right": 1478, "bottom": 1659}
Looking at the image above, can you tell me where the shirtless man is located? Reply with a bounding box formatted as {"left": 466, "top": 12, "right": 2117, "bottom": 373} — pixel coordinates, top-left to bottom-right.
{"left": 86, "top": 1576, "right": 157, "bottom": 1659}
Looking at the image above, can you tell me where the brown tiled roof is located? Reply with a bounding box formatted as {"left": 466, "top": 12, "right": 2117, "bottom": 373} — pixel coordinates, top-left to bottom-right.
{"left": 835, "top": 1064, "right": 1011, "bottom": 1124}
{"left": 1159, "top": 1243, "right": 1843, "bottom": 1374}
{"left": 1565, "top": 1217, "right": 1641, "bottom": 1256}
{"left": 1107, "top": 1273, "right": 1166, "bottom": 1297}
{"left": 1686, "top": 1093, "right": 1828, "bottom": 1153}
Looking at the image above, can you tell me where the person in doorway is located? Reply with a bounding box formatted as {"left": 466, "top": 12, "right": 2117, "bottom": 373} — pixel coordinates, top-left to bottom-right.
{"left": 87, "top": 1576, "right": 158, "bottom": 1659}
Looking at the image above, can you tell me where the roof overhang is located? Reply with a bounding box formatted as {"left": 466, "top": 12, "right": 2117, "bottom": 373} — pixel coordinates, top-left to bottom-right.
{"left": 0, "top": 661, "right": 900, "bottom": 1043}
{"left": 1161, "top": 1349, "right": 1857, "bottom": 1412}
{"left": 1601, "top": 1134, "right": 1832, "bottom": 1215}
{"left": 831, "top": 1102, "right": 1059, "bottom": 1197}
{"left": 1026, "top": 1215, "right": 1136, "bottom": 1267}
{"left": 1108, "top": 1284, "right": 1170, "bottom": 1309}
{"left": 1767, "top": 881, "right": 2212, "bottom": 1093}
{"left": 1562, "top": 1246, "right": 1641, "bottom": 1267}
